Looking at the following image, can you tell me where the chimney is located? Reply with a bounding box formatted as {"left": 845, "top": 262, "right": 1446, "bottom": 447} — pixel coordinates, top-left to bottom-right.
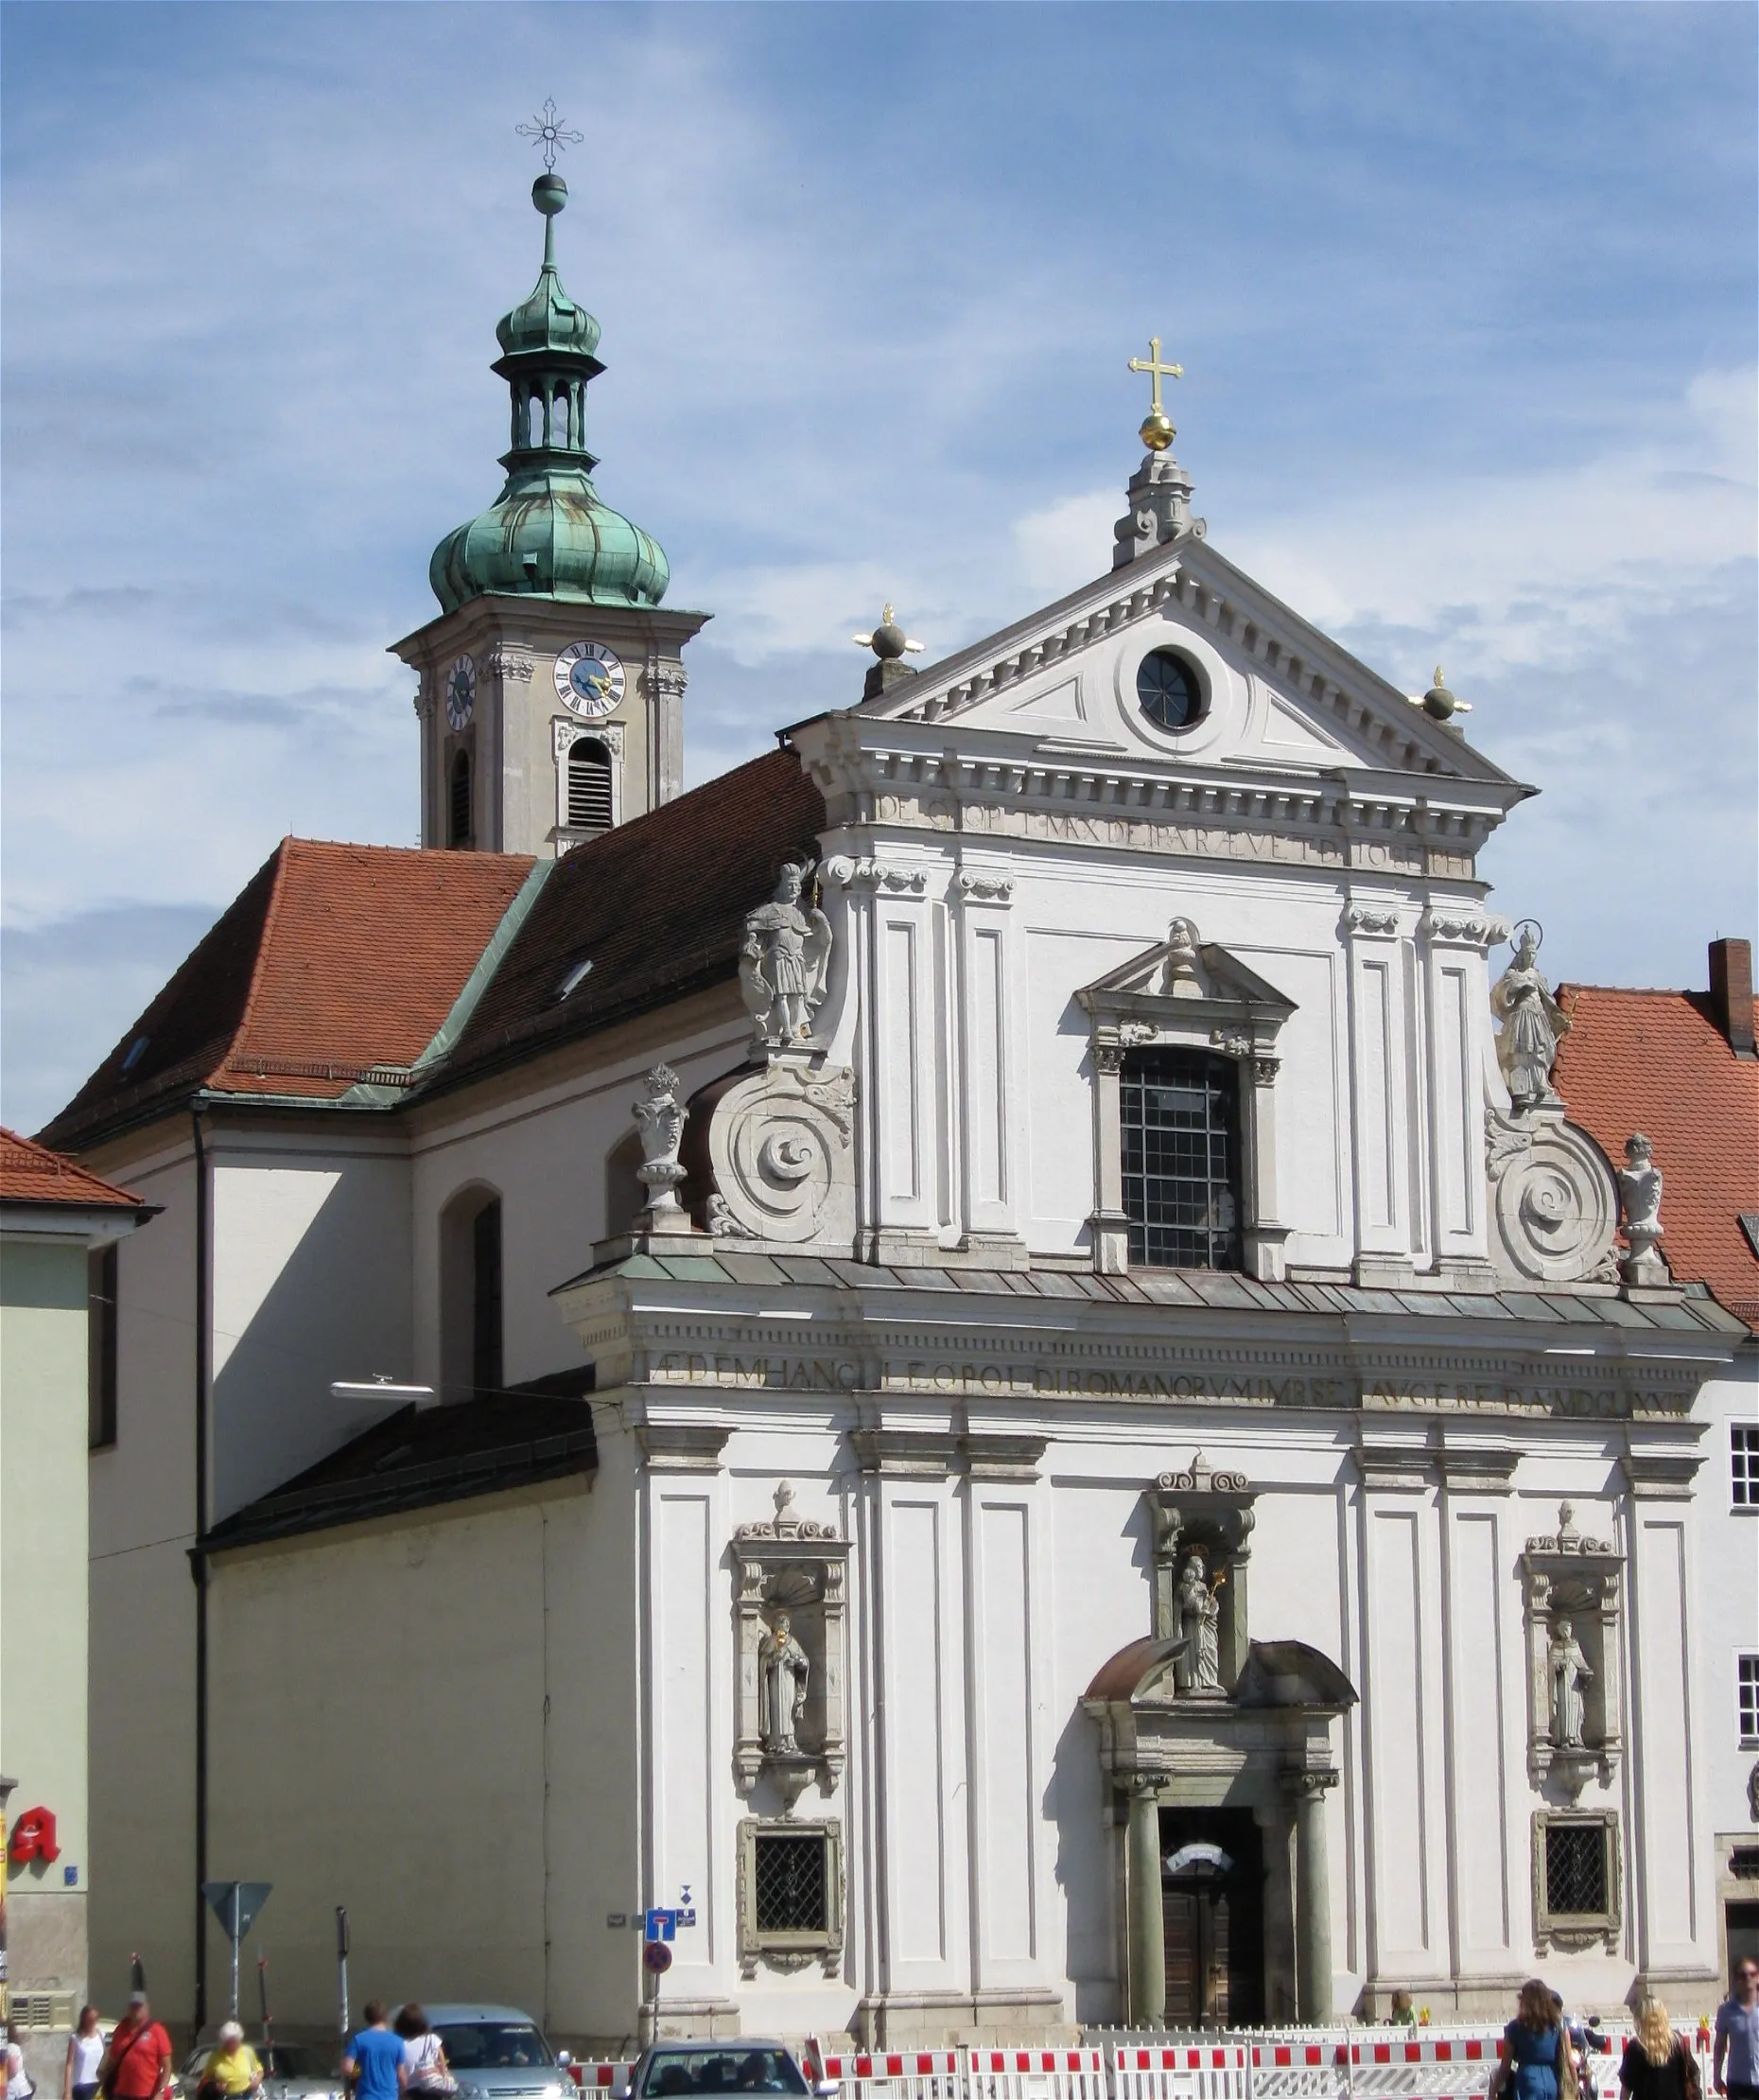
{"left": 1708, "top": 937, "right": 1756, "bottom": 1059}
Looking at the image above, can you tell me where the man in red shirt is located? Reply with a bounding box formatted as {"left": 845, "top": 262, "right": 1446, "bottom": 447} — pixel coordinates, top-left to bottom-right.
{"left": 99, "top": 1995, "right": 171, "bottom": 2100}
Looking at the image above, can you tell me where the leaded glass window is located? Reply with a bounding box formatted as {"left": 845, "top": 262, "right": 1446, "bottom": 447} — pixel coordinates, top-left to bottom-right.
{"left": 1121, "top": 1048, "right": 1241, "bottom": 1270}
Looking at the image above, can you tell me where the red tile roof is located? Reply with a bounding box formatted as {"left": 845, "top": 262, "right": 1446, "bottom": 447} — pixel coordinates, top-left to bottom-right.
{"left": 41, "top": 840, "right": 534, "bottom": 1151}
{"left": 1553, "top": 983, "right": 1759, "bottom": 1329}
{"left": 0, "top": 1127, "right": 144, "bottom": 1208}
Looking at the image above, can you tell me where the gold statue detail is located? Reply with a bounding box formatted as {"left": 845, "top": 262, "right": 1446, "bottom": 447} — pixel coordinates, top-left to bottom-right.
{"left": 1128, "top": 335, "right": 1184, "bottom": 452}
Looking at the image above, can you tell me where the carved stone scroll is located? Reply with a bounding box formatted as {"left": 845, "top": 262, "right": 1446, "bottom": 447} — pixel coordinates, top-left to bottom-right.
{"left": 1486, "top": 1107, "right": 1619, "bottom": 1285}
{"left": 705, "top": 1052, "right": 856, "bottom": 1250}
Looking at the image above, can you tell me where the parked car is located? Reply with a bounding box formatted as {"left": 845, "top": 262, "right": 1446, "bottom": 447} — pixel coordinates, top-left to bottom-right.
{"left": 424, "top": 2005, "right": 572, "bottom": 2100}
{"left": 619, "top": 2044, "right": 832, "bottom": 2100}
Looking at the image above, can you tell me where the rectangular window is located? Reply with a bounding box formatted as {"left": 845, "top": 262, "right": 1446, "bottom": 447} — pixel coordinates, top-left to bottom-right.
{"left": 1120, "top": 1048, "right": 1241, "bottom": 1270}
{"left": 1543, "top": 1820, "right": 1610, "bottom": 1916}
{"left": 88, "top": 1243, "right": 118, "bottom": 1449}
{"left": 1740, "top": 1654, "right": 1759, "bottom": 1747}
{"left": 753, "top": 1831, "right": 827, "bottom": 1934}
{"left": 1733, "top": 1424, "right": 1759, "bottom": 1507}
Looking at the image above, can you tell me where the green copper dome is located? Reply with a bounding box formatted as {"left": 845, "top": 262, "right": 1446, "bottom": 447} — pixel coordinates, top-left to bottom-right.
{"left": 430, "top": 173, "right": 668, "bottom": 615}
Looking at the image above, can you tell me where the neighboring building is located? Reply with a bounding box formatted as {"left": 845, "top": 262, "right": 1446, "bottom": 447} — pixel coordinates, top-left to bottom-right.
{"left": 41, "top": 171, "right": 1757, "bottom": 2047}
{"left": 1552, "top": 940, "right": 1759, "bottom": 1986}
{"left": 0, "top": 1130, "right": 152, "bottom": 2074}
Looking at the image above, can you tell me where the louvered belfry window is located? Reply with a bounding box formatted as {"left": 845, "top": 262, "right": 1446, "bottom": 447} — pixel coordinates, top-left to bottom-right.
{"left": 448, "top": 748, "right": 473, "bottom": 847}
{"left": 566, "top": 738, "right": 614, "bottom": 831}
{"left": 1121, "top": 1047, "right": 1242, "bottom": 1270}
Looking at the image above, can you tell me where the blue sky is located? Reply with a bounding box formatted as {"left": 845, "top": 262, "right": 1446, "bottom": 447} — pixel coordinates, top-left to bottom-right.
{"left": 3, "top": 2, "right": 1754, "bottom": 1135}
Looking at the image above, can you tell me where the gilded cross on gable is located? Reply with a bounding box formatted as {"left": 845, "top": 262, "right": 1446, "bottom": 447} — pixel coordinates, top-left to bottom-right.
{"left": 1128, "top": 335, "right": 1183, "bottom": 452}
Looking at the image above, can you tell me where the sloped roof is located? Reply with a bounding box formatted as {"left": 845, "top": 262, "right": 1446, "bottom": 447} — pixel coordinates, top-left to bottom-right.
{"left": 422, "top": 748, "right": 826, "bottom": 1095}
{"left": 0, "top": 1127, "right": 144, "bottom": 1209}
{"left": 1553, "top": 983, "right": 1759, "bottom": 1329}
{"left": 40, "top": 839, "right": 535, "bottom": 1152}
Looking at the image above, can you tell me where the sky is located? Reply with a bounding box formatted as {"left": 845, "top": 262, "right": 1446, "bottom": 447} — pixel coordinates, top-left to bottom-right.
{"left": 3, "top": 2, "right": 1754, "bottom": 1137}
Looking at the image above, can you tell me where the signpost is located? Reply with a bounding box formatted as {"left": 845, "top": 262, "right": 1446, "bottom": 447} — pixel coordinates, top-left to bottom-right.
{"left": 336, "top": 1908, "right": 350, "bottom": 2048}
{"left": 201, "top": 1882, "right": 272, "bottom": 2024}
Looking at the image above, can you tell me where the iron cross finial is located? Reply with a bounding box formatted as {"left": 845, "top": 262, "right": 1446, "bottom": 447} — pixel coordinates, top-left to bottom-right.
{"left": 517, "top": 98, "right": 583, "bottom": 172}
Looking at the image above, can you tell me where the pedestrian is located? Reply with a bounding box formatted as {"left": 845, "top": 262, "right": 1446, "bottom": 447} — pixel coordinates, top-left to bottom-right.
{"left": 195, "top": 2025, "right": 263, "bottom": 2100}
{"left": 1495, "top": 1979, "right": 1579, "bottom": 2100}
{"left": 1715, "top": 1961, "right": 1759, "bottom": 2100}
{"left": 344, "top": 2004, "right": 407, "bottom": 2100}
{"left": 8, "top": 2022, "right": 35, "bottom": 2100}
{"left": 1619, "top": 1999, "right": 1699, "bottom": 2100}
{"left": 63, "top": 2008, "right": 103, "bottom": 2100}
{"left": 97, "top": 1996, "right": 171, "bottom": 2100}
{"left": 393, "top": 2010, "right": 454, "bottom": 2098}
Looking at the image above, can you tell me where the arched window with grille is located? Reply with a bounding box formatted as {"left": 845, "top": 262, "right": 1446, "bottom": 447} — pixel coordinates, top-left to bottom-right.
{"left": 566, "top": 737, "right": 614, "bottom": 832}
{"left": 448, "top": 747, "right": 473, "bottom": 848}
{"left": 1120, "top": 1047, "right": 1242, "bottom": 1269}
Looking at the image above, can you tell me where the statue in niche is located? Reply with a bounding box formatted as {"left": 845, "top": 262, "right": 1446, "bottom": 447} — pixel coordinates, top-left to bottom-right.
{"left": 740, "top": 863, "right": 832, "bottom": 1047}
{"left": 1618, "top": 1134, "right": 1668, "bottom": 1282}
{"left": 1173, "top": 1551, "right": 1224, "bottom": 1693}
{"left": 758, "top": 1609, "right": 810, "bottom": 1753}
{"left": 1548, "top": 1618, "right": 1594, "bottom": 1749}
{"left": 1490, "top": 923, "right": 1570, "bottom": 1110}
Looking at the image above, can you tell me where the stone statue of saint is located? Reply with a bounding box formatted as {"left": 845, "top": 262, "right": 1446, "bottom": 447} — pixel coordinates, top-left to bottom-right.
{"left": 1618, "top": 1133, "right": 1668, "bottom": 1283}
{"left": 758, "top": 1609, "right": 810, "bottom": 1754}
{"left": 1173, "top": 1551, "right": 1223, "bottom": 1694}
{"left": 1548, "top": 1617, "right": 1593, "bottom": 1748}
{"left": 1490, "top": 925, "right": 1571, "bottom": 1110}
{"left": 740, "top": 863, "right": 833, "bottom": 1047}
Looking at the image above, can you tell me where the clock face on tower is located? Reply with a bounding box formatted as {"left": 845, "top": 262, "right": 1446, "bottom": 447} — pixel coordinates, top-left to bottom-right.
{"left": 554, "top": 640, "right": 626, "bottom": 718}
{"left": 444, "top": 654, "right": 476, "bottom": 730}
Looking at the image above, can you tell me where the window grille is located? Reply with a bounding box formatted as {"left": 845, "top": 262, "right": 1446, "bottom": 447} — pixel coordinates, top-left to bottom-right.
{"left": 1740, "top": 1654, "right": 1759, "bottom": 1746}
{"left": 752, "top": 1830, "right": 827, "bottom": 1934}
{"left": 1120, "top": 1048, "right": 1241, "bottom": 1270}
{"left": 1731, "top": 1846, "right": 1759, "bottom": 1881}
{"left": 1543, "top": 1821, "right": 1611, "bottom": 1916}
{"left": 88, "top": 1242, "right": 118, "bottom": 1449}
{"left": 1734, "top": 1423, "right": 1759, "bottom": 1507}
{"left": 449, "top": 748, "right": 473, "bottom": 848}
{"left": 566, "top": 738, "right": 614, "bottom": 831}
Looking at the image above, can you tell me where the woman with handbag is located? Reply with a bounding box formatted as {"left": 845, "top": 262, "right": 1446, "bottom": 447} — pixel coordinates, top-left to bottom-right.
{"left": 1620, "top": 2000, "right": 1700, "bottom": 2100}
{"left": 394, "top": 2010, "right": 455, "bottom": 2099}
{"left": 1495, "top": 1980, "right": 1580, "bottom": 2100}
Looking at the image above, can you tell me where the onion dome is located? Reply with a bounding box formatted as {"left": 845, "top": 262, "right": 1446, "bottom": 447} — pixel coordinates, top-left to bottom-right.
{"left": 429, "top": 173, "right": 669, "bottom": 613}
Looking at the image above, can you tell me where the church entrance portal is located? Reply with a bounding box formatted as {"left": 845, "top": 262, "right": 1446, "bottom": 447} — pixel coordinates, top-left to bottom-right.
{"left": 1159, "top": 1807, "right": 1263, "bottom": 2028}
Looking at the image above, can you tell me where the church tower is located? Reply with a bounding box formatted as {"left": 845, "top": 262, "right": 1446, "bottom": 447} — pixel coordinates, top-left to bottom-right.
{"left": 394, "top": 166, "right": 707, "bottom": 855}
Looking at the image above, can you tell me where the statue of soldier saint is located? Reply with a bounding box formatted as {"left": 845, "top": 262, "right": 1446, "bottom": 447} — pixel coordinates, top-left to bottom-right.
{"left": 1172, "top": 1551, "right": 1224, "bottom": 1694}
{"left": 1548, "top": 1617, "right": 1594, "bottom": 1749}
{"left": 740, "top": 863, "right": 832, "bottom": 1046}
{"left": 758, "top": 1610, "right": 810, "bottom": 1754}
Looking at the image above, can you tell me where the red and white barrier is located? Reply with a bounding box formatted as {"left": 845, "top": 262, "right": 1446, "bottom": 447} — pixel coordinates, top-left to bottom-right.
{"left": 566, "top": 2067, "right": 632, "bottom": 2091}
{"left": 967, "top": 2048, "right": 1108, "bottom": 2100}
{"left": 815, "top": 2051, "right": 964, "bottom": 2100}
{"left": 1111, "top": 2043, "right": 1252, "bottom": 2100}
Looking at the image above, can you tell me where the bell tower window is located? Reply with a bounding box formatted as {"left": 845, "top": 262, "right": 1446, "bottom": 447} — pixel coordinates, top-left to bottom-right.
{"left": 1120, "top": 1047, "right": 1242, "bottom": 1270}
{"left": 566, "top": 738, "right": 613, "bottom": 831}
{"left": 448, "top": 747, "right": 473, "bottom": 848}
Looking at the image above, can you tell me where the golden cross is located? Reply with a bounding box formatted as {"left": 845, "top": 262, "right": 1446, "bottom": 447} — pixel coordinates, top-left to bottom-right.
{"left": 1128, "top": 336, "right": 1183, "bottom": 416}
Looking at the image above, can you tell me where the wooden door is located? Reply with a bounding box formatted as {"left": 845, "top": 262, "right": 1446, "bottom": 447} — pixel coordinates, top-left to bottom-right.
{"left": 1162, "top": 1879, "right": 1233, "bottom": 2025}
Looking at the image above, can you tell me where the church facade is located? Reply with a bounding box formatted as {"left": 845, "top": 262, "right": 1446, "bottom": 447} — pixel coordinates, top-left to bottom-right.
{"left": 44, "top": 172, "right": 1757, "bottom": 2049}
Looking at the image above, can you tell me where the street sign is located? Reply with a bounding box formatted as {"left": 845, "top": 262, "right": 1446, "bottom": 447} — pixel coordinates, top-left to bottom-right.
{"left": 203, "top": 1881, "right": 272, "bottom": 1941}
{"left": 642, "top": 1941, "right": 672, "bottom": 1973}
{"left": 643, "top": 1909, "right": 676, "bottom": 1942}
{"left": 674, "top": 1907, "right": 696, "bottom": 1928}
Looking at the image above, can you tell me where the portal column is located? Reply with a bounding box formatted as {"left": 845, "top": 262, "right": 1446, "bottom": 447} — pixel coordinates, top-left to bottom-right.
{"left": 1125, "top": 1777, "right": 1166, "bottom": 2027}
{"left": 1290, "top": 1772, "right": 1338, "bottom": 2021}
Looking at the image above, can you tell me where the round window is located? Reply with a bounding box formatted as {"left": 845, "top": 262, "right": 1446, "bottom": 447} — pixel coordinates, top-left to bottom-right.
{"left": 1137, "top": 649, "right": 1205, "bottom": 731}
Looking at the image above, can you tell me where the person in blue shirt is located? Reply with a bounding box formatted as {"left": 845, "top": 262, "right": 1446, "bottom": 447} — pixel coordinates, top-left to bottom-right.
{"left": 345, "top": 2004, "right": 408, "bottom": 2100}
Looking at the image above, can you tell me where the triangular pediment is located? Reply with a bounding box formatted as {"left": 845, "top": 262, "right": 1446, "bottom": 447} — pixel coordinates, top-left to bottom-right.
{"left": 849, "top": 528, "right": 1518, "bottom": 792}
{"left": 1077, "top": 921, "right": 1297, "bottom": 1038}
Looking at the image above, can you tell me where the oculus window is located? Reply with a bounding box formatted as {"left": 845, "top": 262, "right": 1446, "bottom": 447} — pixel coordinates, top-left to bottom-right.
{"left": 1121, "top": 1047, "right": 1241, "bottom": 1270}
{"left": 1137, "top": 648, "right": 1206, "bottom": 732}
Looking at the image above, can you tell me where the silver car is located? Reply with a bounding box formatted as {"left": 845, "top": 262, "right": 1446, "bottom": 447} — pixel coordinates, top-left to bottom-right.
{"left": 423, "top": 2005, "right": 572, "bottom": 2100}
{"left": 620, "top": 2043, "right": 832, "bottom": 2100}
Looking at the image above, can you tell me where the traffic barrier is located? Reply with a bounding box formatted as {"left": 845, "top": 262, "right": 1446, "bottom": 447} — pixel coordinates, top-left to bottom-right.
{"left": 1110, "top": 2043, "right": 1252, "bottom": 2100}
{"left": 967, "top": 2048, "right": 1108, "bottom": 2100}
{"left": 816, "top": 2051, "right": 965, "bottom": 2100}
{"left": 567, "top": 2067, "right": 632, "bottom": 2091}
